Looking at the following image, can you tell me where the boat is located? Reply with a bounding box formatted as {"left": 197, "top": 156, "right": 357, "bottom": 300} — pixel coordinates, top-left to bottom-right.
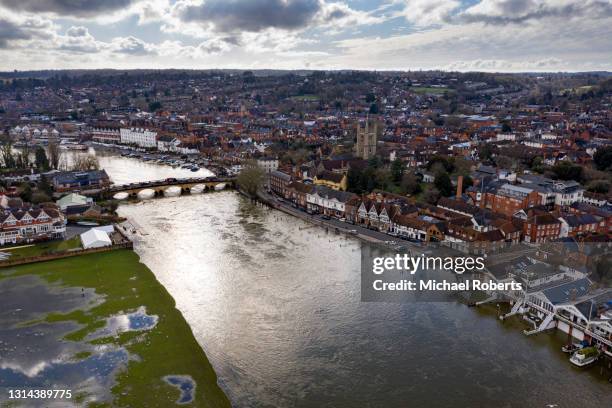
{"left": 562, "top": 343, "right": 584, "bottom": 353}
{"left": 76, "top": 221, "right": 99, "bottom": 227}
{"left": 569, "top": 347, "right": 599, "bottom": 367}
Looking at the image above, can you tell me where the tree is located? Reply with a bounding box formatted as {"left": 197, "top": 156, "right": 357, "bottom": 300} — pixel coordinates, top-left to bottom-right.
{"left": 35, "top": 146, "right": 50, "bottom": 171}
{"left": 587, "top": 180, "right": 610, "bottom": 194}
{"left": 552, "top": 161, "right": 583, "bottom": 182}
{"left": 369, "top": 103, "right": 379, "bottom": 114}
{"left": 31, "top": 191, "right": 51, "bottom": 204}
{"left": 19, "top": 183, "right": 32, "bottom": 202}
{"left": 462, "top": 175, "right": 474, "bottom": 192}
{"left": 0, "top": 133, "right": 15, "bottom": 168}
{"left": 501, "top": 122, "right": 512, "bottom": 133}
{"left": 424, "top": 187, "right": 440, "bottom": 204}
{"left": 401, "top": 171, "right": 421, "bottom": 195}
{"left": 347, "top": 167, "right": 363, "bottom": 194}
{"left": 365, "top": 93, "right": 376, "bottom": 103}
{"left": 593, "top": 146, "right": 612, "bottom": 171}
{"left": 390, "top": 159, "right": 405, "bottom": 183}
{"left": 494, "top": 155, "right": 513, "bottom": 169}
{"left": 72, "top": 155, "right": 100, "bottom": 171}
{"left": 237, "top": 161, "right": 264, "bottom": 197}
{"left": 148, "top": 101, "right": 162, "bottom": 112}
{"left": 478, "top": 144, "right": 494, "bottom": 162}
{"left": 48, "top": 137, "right": 62, "bottom": 169}
{"left": 434, "top": 170, "right": 453, "bottom": 197}
{"left": 37, "top": 176, "right": 53, "bottom": 197}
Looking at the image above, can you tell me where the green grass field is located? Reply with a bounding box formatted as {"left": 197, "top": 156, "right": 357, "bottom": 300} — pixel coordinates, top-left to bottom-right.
{"left": 1, "top": 237, "right": 82, "bottom": 259}
{"left": 2, "top": 250, "right": 231, "bottom": 408}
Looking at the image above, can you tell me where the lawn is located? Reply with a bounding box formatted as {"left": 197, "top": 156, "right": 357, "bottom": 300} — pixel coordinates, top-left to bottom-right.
{"left": 2, "top": 250, "right": 231, "bottom": 408}
{"left": 1, "top": 236, "right": 82, "bottom": 260}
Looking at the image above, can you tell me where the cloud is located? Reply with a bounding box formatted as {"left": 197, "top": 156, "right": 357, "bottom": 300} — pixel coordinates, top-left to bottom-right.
{"left": 398, "top": 0, "right": 461, "bottom": 26}
{"left": 57, "top": 26, "right": 102, "bottom": 53}
{"left": 111, "top": 36, "right": 156, "bottom": 55}
{"left": 0, "top": 14, "right": 55, "bottom": 48}
{"left": 176, "top": 0, "right": 321, "bottom": 33}
{"left": 445, "top": 57, "right": 566, "bottom": 71}
{"left": 0, "top": 0, "right": 137, "bottom": 18}
{"left": 459, "top": 0, "right": 612, "bottom": 25}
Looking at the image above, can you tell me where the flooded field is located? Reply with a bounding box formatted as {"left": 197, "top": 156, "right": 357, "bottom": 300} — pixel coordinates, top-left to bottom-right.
{"left": 0, "top": 250, "right": 229, "bottom": 407}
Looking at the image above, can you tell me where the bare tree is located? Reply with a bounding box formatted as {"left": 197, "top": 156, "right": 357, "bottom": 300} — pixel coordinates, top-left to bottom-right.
{"left": 47, "top": 137, "right": 62, "bottom": 169}
{"left": 72, "top": 154, "right": 100, "bottom": 171}
{"left": 0, "top": 133, "right": 15, "bottom": 168}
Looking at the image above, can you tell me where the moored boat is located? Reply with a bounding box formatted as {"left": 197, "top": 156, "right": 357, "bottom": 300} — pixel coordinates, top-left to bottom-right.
{"left": 562, "top": 343, "right": 584, "bottom": 353}
{"left": 569, "top": 347, "right": 599, "bottom": 367}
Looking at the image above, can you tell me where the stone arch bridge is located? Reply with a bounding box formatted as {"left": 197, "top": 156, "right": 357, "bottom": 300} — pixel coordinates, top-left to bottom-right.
{"left": 104, "top": 176, "right": 235, "bottom": 199}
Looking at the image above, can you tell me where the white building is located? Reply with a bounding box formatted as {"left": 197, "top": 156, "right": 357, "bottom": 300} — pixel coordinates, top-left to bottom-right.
{"left": 257, "top": 157, "right": 279, "bottom": 173}
{"left": 120, "top": 128, "right": 158, "bottom": 148}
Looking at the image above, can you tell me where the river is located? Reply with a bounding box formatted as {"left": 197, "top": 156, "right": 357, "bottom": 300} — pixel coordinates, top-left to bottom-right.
{"left": 95, "top": 151, "right": 611, "bottom": 407}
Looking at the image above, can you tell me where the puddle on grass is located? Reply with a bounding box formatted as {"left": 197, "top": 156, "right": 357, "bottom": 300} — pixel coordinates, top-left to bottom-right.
{"left": 0, "top": 348, "right": 129, "bottom": 407}
{"left": 86, "top": 306, "right": 158, "bottom": 340}
{"left": 0, "top": 275, "right": 129, "bottom": 406}
{"left": 163, "top": 375, "right": 196, "bottom": 404}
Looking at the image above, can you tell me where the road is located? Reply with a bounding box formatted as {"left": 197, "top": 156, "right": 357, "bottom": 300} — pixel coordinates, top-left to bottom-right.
{"left": 258, "top": 190, "right": 429, "bottom": 252}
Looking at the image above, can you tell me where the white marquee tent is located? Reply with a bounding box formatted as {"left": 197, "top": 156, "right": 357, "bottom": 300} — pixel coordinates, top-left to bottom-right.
{"left": 80, "top": 228, "right": 112, "bottom": 249}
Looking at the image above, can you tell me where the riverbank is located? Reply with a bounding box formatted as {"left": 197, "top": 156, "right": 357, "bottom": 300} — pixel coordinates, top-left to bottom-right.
{"left": 0, "top": 249, "right": 231, "bottom": 407}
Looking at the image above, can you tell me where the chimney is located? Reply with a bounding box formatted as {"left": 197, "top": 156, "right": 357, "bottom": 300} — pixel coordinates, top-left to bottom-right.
{"left": 456, "top": 175, "right": 463, "bottom": 199}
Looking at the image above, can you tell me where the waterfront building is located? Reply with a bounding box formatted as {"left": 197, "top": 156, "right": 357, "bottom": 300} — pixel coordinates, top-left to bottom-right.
{"left": 0, "top": 207, "right": 66, "bottom": 246}
{"left": 120, "top": 128, "right": 158, "bottom": 148}
{"left": 51, "top": 170, "right": 111, "bottom": 193}
{"left": 269, "top": 170, "right": 292, "bottom": 197}
{"left": 306, "top": 186, "right": 356, "bottom": 218}
{"left": 91, "top": 127, "right": 121, "bottom": 144}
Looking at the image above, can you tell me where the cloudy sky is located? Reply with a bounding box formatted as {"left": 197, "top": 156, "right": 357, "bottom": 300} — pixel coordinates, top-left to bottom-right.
{"left": 1, "top": 0, "right": 611, "bottom": 72}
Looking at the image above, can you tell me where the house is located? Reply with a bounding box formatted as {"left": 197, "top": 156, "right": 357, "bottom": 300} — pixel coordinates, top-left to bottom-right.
{"left": 269, "top": 170, "right": 292, "bottom": 197}
{"left": 257, "top": 157, "right": 279, "bottom": 173}
{"left": 313, "top": 170, "right": 348, "bottom": 191}
{"left": 559, "top": 214, "right": 599, "bottom": 238}
{"left": 306, "top": 186, "right": 356, "bottom": 217}
{"left": 285, "top": 182, "right": 313, "bottom": 208}
{"left": 0, "top": 207, "right": 66, "bottom": 246}
{"left": 157, "top": 135, "right": 181, "bottom": 152}
{"left": 524, "top": 212, "right": 562, "bottom": 243}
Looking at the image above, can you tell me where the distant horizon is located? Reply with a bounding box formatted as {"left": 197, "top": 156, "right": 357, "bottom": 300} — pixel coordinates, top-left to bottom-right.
{"left": 2, "top": 68, "right": 612, "bottom": 76}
